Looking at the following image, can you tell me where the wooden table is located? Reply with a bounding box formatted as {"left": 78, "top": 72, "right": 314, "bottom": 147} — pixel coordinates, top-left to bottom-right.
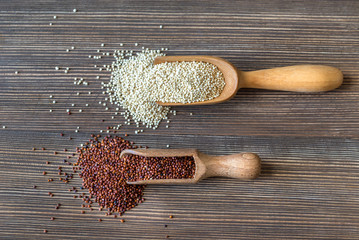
{"left": 1, "top": 1, "right": 358, "bottom": 239}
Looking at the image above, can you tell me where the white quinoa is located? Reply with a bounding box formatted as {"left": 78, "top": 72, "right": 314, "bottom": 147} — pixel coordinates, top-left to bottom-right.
{"left": 106, "top": 49, "right": 225, "bottom": 128}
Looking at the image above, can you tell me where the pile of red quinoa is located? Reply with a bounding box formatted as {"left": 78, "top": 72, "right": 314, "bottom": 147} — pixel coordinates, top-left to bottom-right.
{"left": 76, "top": 135, "right": 145, "bottom": 215}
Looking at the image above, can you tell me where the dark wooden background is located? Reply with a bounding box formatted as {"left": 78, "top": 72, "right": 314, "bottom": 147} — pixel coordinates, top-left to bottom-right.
{"left": 1, "top": 0, "right": 358, "bottom": 239}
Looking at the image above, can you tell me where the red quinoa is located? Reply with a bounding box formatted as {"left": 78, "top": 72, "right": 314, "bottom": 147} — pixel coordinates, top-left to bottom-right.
{"left": 122, "top": 155, "right": 195, "bottom": 181}
{"left": 76, "top": 135, "right": 196, "bottom": 215}
{"left": 76, "top": 136, "right": 145, "bottom": 215}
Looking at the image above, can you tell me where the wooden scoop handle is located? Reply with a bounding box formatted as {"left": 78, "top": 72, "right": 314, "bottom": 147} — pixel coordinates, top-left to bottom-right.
{"left": 241, "top": 65, "right": 343, "bottom": 92}
{"left": 203, "top": 152, "right": 261, "bottom": 180}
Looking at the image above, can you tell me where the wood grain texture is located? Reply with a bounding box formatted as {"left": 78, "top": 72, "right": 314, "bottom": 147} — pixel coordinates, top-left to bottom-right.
{"left": 1, "top": 0, "right": 359, "bottom": 239}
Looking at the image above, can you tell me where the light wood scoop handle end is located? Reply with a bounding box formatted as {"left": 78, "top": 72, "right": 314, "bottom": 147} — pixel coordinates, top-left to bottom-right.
{"left": 241, "top": 65, "right": 343, "bottom": 92}
{"left": 205, "top": 152, "right": 261, "bottom": 180}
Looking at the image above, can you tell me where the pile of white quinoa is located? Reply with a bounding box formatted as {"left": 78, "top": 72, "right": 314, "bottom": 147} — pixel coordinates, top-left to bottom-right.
{"left": 105, "top": 48, "right": 225, "bottom": 129}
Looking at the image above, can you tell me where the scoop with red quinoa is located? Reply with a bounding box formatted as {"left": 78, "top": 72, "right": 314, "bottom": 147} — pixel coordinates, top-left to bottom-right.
{"left": 76, "top": 135, "right": 196, "bottom": 215}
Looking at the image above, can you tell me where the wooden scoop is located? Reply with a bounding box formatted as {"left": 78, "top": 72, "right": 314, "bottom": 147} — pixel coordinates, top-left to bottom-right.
{"left": 120, "top": 148, "right": 261, "bottom": 184}
{"left": 154, "top": 56, "right": 343, "bottom": 106}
